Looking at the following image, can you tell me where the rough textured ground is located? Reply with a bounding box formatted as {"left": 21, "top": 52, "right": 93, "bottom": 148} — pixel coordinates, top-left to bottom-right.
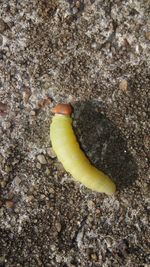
{"left": 0, "top": 1, "right": 150, "bottom": 266}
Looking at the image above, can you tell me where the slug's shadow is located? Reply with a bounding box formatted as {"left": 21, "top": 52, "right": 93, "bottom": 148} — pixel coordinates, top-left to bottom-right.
{"left": 73, "top": 101, "right": 138, "bottom": 191}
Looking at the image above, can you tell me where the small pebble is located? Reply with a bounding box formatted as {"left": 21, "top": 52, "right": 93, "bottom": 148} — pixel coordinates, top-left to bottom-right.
{"left": 14, "top": 176, "right": 21, "bottom": 186}
{"left": 47, "top": 147, "right": 56, "bottom": 158}
{"left": 54, "top": 162, "right": 65, "bottom": 172}
{"left": 0, "top": 19, "right": 8, "bottom": 34}
{"left": 119, "top": 79, "right": 128, "bottom": 92}
{"left": 48, "top": 188, "right": 55, "bottom": 194}
{"left": 0, "top": 102, "right": 7, "bottom": 112}
{"left": 37, "top": 154, "right": 47, "bottom": 164}
{"left": 105, "top": 237, "right": 114, "bottom": 248}
{"left": 90, "top": 253, "right": 98, "bottom": 261}
{"left": 87, "top": 200, "right": 95, "bottom": 210}
{"left": 26, "top": 195, "right": 34, "bottom": 203}
{"left": 36, "top": 162, "right": 41, "bottom": 169}
{"left": 0, "top": 180, "right": 6, "bottom": 188}
{"left": 46, "top": 202, "right": 54, "bottom": 210}
{"left": 145, "top": 31, "right": 150, "bottom": 41}
{"left": 55, "top": 222, "right": 62, "bottom": 232}
{"left": 55, "top": 255, "right": 62, "bottom": 263}
{"left": 4, "top": 165, "right": 12, "bottom": 173}
{"left": 143, "top": 136, "right": 149, "bottom": 149}
{"left": 50, "top": 245, "right": 56, "bottom": 251}
{"left": 88, "top": 215, "right": 94, "bottom": 223}
{"left": 45, "top": 167, "right": 51, "bottom": 175}
{"left": 91, "top": 42, "right": 97, "bottom": 49}
{"left": 72, "top": 7, "right": 78, "bottom": 15}
{"left": 96, "top": 208, "right": 101, "bottom": 214}
{"left": 2, "top": 121, "right": 11, "bottom": 129}
{"left": 23, "top": 88, "right": 31, "bottom": 104}
{"left": 7, "top": 191, "right": 15, "bottom": 200}
{"left": 30, "top": 110, "right": 36, "bottom": 116}
{"left": 5, "top": 200, "right": 14, "bottom": 208}
{"left": 40, "top": 194, "right": 45, "bottom": 200}
{"left": 124, "top": 38, "right": 130, "bottom": 49}
{"left": 27, "top": 186, "right": 36, "bottom": 195}
{"left": 76, "top": 1, "right": 81, "bottom": 9}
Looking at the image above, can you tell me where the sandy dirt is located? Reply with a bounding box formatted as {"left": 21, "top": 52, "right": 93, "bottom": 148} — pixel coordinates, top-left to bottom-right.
{"left": 0, "top": 1, "right": 150, "bottom": 266}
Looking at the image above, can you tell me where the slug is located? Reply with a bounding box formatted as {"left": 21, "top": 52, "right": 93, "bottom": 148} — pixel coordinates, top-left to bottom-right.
{"left": 50, "top": 104, "right": 116, "bottom": 195}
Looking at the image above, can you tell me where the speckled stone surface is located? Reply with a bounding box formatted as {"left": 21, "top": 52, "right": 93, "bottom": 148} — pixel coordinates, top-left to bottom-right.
{"left": 0, "top": 1, "right": 149, "bottom": 266}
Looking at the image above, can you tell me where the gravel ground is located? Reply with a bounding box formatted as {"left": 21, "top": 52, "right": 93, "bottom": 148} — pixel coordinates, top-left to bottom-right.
{"left": 0, "top": 1, "right": 150, "bottom": 266}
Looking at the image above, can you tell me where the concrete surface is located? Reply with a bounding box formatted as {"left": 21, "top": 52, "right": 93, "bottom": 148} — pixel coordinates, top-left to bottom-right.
{"left": 0, "top": 0, "right": 149, "bottom": 266}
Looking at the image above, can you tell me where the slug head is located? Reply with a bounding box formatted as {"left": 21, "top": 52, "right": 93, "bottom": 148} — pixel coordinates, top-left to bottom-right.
{"left": 51, "top": 104, "right": 73, "bottom": 116}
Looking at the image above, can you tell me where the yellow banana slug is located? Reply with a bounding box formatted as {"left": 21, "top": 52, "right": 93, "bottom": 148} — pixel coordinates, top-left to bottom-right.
{"left": 50, "top": 104, "right": 116, "bottom": 195}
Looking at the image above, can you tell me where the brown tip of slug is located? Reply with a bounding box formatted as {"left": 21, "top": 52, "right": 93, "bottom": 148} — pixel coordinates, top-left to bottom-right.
{"left": 51, "top": 104, "right": 73, "bottom": 116}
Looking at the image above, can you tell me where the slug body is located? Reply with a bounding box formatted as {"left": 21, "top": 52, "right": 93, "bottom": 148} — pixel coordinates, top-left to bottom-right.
{"left": 50, "top": 105, "right": 116, "bottom": 195}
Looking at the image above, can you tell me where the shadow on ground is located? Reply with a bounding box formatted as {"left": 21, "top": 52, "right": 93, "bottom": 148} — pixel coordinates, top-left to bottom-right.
{"left": 73, "top": 101, "right": 138, "bottom": 192}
